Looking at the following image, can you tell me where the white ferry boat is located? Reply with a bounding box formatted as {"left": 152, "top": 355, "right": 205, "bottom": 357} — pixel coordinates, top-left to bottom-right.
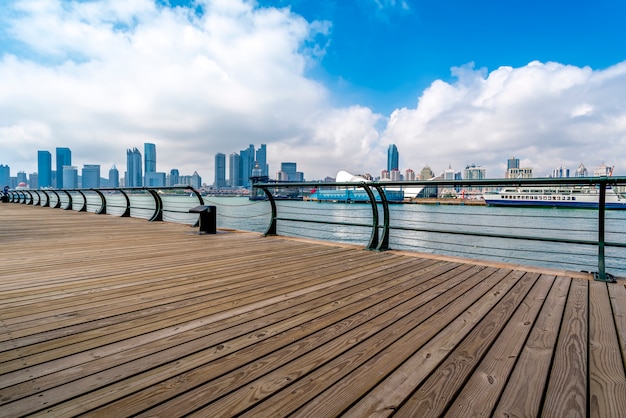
{"left": 483, "top": 185, "right": 626, "bottom": 209}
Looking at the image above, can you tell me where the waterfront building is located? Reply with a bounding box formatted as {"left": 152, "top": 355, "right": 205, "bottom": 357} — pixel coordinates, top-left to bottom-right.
{"left": 465, "top": 164, "right": 486, "bottom": 180}
{"left": 191, "top": 171, "right": 201, "bottom": 189}
{"left": 229, "top": 153, "right": 240, "bottom": 187}
{"left": 144, "top": 143, "right": 156, "bottom": 175}
{"left": 390, "top": 169, "right": 401, "bottom": 181}
{"left": 29, "top": 173, "right": 38, "bottom": 189}
{"left": 16, "top": 171, "right": 27, "bottom": 185}
{"left": 62, "top": 166, "right": 78, "bottom": 188}
{"left": 380, "top": 170, "right": 390, "bottom": 180}
{"left": 508, "top": 167, "right": 533, "bottom": 178}
{"left": 109, "top": 165, "right": 119, "bottom": 188}
{"left": 0, "top": 164, "right": 9, "bottom": 188}
{"left": 239, "top": 144, "right": 255, "bottom": 187}
{"left": 145, "top": 172, "right": 166, "bottom": 187}
{"left": 576, "top": 163, "right": 588, "bottom": 177}
{"left": 215, "top": 153, "right": 226, "bottom": 188}
{"left": 56, "top": 147, "right": 71, "bottom": 188}
{"left": 82, "top": 165, "right": 101, "bottom": 188}
{"left": 256, "top": 144, "right": 269, "bottom": 177}
{"left": 594, "top": 163, "right": 612, "bottom": 176}
{"left": 551, "top": 166, "right": 570, "bottom": 178}
{"left": 387, "top": 144, "right": 399, "bottom": 172}
{"left": 126, "top": 148, "right": 142, "bottom": 187}
{"left": 38, "top": 150, "right": 52, "bottom": 188}
{"left": 278, "top": 162, "right": 303, "bottom": 182}
{"left": 169, "top": 169, "right": 179, "bottom": 186}
{"left": 419, "top": 165, "right": 434, "bottom": 180}
{"left": 405, "top": 168, "right": 416, "bottom": 181}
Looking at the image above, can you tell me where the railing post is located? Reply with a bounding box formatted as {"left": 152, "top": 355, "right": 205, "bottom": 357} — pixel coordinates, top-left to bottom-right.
{"left": 372, "top": 185, "right": 390, "bottom": 251}
{"left": 63, "top": 190, "right": 73, "bottom": 210}
{"left": 361, "top": 184, "right": 379, "bottom": 250}
{"left": 595, "top": 180, "right": 616, "bottom": 282}
{"left": 259, "top": 186, "right": 277, "bottom": 236}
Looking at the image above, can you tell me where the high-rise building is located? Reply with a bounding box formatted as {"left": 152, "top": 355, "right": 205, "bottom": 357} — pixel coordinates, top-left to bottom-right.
{"left": 551, "top": 166, "right": 569, "bottom": 178}
{"left": 215, "top": 153, "right": 226, "bottom": 188}
{"left": 387, "top": 144, "right": 399, "bottom": 172}
{"left": 229, "top": 153, "right": 241, "bottom": 187}
{"left": 144, "top": 143, "right": 156, "bottom": 174}
{"left": 169, "top": 169, "right": 180, "bottom": 186}
{"left": 16, "top": 171, "right": 27, "bottom": 185}
{"left": 256, "top": 144, "right": 268, "bottom": 176}
{"left": 0, "top": 164, "right": 9, "bottom": 188}
{"left": 109, "top": 165, "right": 119, "bottom": 188}
{"left": 419, "top": 165, "right": 434, "bottom": 180}
{"left": 191, "top": 171, "right": 201, "bottom": 189}
{"left": 29, "top": 173, "right": 38, "bottom": 190}
{"left": 63, "top": 166, "right": 78, "bottom": 188}
{"left": 56, "top": 147, "right": 71, "bottom": 188}
{"left": 126, "top": 148, "right": 142, "bottom": 187}
{"left": 576, "top": 163, "right": 588, "bottom": 177}
{"left": 405, "top": 168, "right": 416, "bottom": 181}
{"left": 145, "top": 172, "right": 166, "bottom": 187}
{"left": 507, "top": 157, "right": 519, "bottom": 171}
{"left": 82, "top": 165, "right": 101, "bottom": 188}
{"left": 594, "top": 163, "right": 612, "bottom": 177}
{"left": 465, "top": 164, "right": 486, "bottom": 180}
{"left": 239, "top": 144, "right": 255, "bottom": 187}
{"left": 38, "top": 150, "right": 52, "bottom": 188}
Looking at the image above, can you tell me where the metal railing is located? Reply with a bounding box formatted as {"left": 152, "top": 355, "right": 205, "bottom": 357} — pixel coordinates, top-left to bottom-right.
{"left": 4, "top": 186, "right": 204, "bottom": 225}
{"left": 4, "top": 177, "right": 625, "bottom": 281}
{"left": 254, "top": 176, "right": 626, "bottom": 282}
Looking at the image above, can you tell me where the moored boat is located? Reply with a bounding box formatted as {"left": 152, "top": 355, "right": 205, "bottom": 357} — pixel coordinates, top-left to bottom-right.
{"left": 483, "top": 185, "right": 626, "bottom": 209}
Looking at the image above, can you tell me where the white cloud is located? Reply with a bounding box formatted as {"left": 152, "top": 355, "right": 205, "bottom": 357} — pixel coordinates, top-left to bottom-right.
{"left": 1, "top": 0, "right": 626, "bottom": 185}
{"left": 383, "top": 61, "right": 626, "bottom": 177}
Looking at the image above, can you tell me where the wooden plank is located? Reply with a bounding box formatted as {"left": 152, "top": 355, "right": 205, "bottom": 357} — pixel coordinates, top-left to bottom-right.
{"left": 588, "top": 281, "right": 626, "bottom": 417}
{"left": 444, "top": 274, "right": 555, "bottom": 416}
{"left": 393, "top": 272, "right": 540, "bottom": 417}
{"left": 493, "top": 276, "right": 570, "bottom": 417}
{"left": 301, "top": 268, "right": 521, "bottom": 418}
{"left": 608, "top": 283, "right": 626, "bottom": 370}
{"left": 542, "top": 279, "right": 588, "bottom": 417}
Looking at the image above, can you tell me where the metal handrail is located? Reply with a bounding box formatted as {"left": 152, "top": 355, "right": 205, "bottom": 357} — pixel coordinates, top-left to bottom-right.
{"left": 254, "top": 176, "right": 626, "bottom": 282}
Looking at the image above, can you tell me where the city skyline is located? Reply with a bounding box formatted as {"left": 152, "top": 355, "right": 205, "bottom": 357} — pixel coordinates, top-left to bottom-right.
{"left": 1, "top": 0, "right": 626, "bottom": 180}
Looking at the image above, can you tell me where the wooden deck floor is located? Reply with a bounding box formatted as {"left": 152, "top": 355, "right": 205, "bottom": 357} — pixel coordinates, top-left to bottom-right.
{"left": 1, "top": 204, "right": 625, "bottom": 417}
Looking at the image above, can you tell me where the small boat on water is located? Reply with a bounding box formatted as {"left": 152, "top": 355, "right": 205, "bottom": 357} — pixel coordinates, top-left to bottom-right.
{"left": 483, "top": 185, "right": 626, "bottom": 209}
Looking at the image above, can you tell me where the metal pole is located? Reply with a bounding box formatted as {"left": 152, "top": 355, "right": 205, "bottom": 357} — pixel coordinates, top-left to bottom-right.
{"left": 595, "top": 180, "right": 615, "bottom": 282}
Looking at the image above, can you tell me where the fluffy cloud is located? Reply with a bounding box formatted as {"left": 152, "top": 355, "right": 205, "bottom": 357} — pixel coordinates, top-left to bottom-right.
{"left": 383, "top": 61, "right": 626, "bottom": 177}
{"left": 1, "top": 0, "right": 625, "bottom": 184}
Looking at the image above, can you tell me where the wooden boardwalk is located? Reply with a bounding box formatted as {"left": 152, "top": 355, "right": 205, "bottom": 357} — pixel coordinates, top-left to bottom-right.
{"left": 1, "top": 204, "right": 625, "bottom": 417}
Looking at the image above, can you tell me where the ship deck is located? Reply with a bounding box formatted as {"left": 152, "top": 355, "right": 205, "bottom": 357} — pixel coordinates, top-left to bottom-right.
{"left": 1, "top": 204, "right": 625, "bottom": 417}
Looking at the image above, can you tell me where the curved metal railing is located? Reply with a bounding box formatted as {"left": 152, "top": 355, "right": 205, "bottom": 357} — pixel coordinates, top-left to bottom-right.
{"left": 5, "top": 186, "right": 205, "bottom": 226}
{"left": 253, "top": 176, "right": 626, "bottom": 282}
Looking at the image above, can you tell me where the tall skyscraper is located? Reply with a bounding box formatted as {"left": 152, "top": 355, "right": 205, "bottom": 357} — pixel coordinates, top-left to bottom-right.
{"left": 0, "top": 164, "right": 10, "bottom": 188}
{"left": 109, "top": 165, "right": 119, "bottom": 188}
{"left": 126, "top": 148, "right": 142, "bottom": 187}
{"left": 62, "top": 166, "right": 78, "bottom": 188}
{"left": 214, "top": 153, "right": 226, "bottom": 188}
{"left": 144, "top": 143, "right": 156, "bottom": 174}
{"left": 82, "top": 165, "right": 101, "bottom": 188}
{"left": 56, "top": 147, "right": 71, "bottom": 188}
{"left": 169, "top": 169, "right": 180, "bottom": 186}
{"left": 256, "top": 144, "right": 268, "bottom": 176}
{"left": 239, "top": 144, "right": 255, "bottom": 187}
{"left": 387, "top": 144, "right": 399, "bottom": 172}
{"left": 229, "top": 153, "right": 241, "bottom": 187}
{"left": 38, "top": 150, "right": 52, "bottom": 188}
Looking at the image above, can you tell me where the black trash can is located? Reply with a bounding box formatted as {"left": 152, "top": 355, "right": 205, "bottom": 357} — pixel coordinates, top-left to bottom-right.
{"left": 189, "top": 205, "right": 217, "bottom": 234}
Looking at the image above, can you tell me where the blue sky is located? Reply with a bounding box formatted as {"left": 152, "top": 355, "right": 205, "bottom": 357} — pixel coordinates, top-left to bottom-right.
{"left": 1, "top": 0, "right": 626, "bottom": 182}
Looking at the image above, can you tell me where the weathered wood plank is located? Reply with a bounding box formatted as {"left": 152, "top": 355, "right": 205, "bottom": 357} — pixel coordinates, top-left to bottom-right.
{"left": 589, "top": 281, "right": 626, "bottom": 417}
{"left": 542, "top": 279, "right": 588, "bottom": 417}
{"left": 393, "top": 272, "right": 540, "bottom": 417}
{"left": 493, "top": 276, "right": 570, "bottom": 417}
